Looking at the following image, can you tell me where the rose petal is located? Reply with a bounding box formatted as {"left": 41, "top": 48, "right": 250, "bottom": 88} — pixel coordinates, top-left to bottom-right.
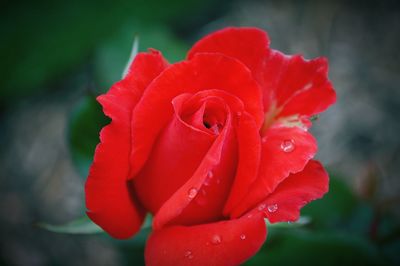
{"left": 85, "top": 51, "right": 168, "bottom": 239}
{"left": 122, "top": 49, "right": 170, "bottom": 93}
{"left": 230, "top": 125, "right": 317, "bottom": 218}
{"left": 187, "top": 28, "right": 335, "bottom": 121}
{"left": 129, "top": 53, "right": 263, "bottom": 178}
{"left": 152, "top": 90, "right": 251, "bottom": 228}
{"left": 246, "top": 160, "right": 329, "bottom": 223}
{"left": 152, "top": 106, "right": 237, "bottom": 229}
{"left": 133, "top": 94, "right": 217, "bottom": 214}
{"left": 188, "top": 27, "right": 270, "bottom": 83}
{"left": 223, "top": 112, "right": 261, "bottom": 215}
{"left": 262, "top": 50, "right": 336, "bottom": 117}
{"left": 145, "top": 213, "right": 267, "bottom": 266}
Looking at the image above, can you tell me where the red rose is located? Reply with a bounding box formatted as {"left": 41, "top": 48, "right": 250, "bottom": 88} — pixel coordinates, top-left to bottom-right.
{"left": 85, "top": 27, "right": 336, "bottom": 265}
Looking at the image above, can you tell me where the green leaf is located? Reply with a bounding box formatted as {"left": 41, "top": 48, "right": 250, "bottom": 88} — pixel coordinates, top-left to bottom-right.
{"left": 267, "top": 216, "right": 311, "bottom": 229}
{"left": 301, "top": 173, "right": 359, "bottom": 228}
{"left": 37, "top": 216, "right": 103, "bottom": 234}
{"left": 94, "top": 23, "right": 188, "bottom": 93}
{"left": 122, "top": 36, "right": 140, "bottom": 79}
{"left": 245, "top": 229, "right": 384, "bottom": 266}
{"left": 68, "top": 94, "right": 109, "bottom": 177}
{"left": 0, "top": 0, "right": 218, "bottom": 105}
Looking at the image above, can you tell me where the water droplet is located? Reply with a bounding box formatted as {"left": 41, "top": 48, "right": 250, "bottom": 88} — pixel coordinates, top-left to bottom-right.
{"left": 240, "top": 234, "right": 246, "bottom": 240}
{"left": 207, "top": 170, "right": 213, "bottom": 178}
{"left": 204, "top": 170, "right": 213, "bottom": 186}
{"left": 258, "top": 203, "right": 266, "bottom": 211}
{"left": 236, "top": 111, "right": 242, "bottom": 118}
{"left": 184, "top": 250, "right": 194, "bottom": 259}
{"left": 188, "top": 188, "right": 198, "bottom": 199}
{"left": 303, "top": 82, "right": 313, "bottom": 90}
{"left": 262, "top": 136, "right": 268, "bottom": 143}
{"left": 216, "top": 178, "right": 221, "bottom": 185}
{"left": 247, "top": 214, "right": 253, "bottom": 218}
{"left": 211, "top": 234, "right": 222, "bottom": 245}
{"left": 280, "top": 139, "right": 295, "bottom": 152}
{"left": 267, "top": 204, "right": 278, "bottom": 213}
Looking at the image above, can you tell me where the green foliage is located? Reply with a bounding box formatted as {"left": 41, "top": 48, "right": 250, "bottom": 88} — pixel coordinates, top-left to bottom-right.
{"left": 245, "top": 229, "right": 383, "bottom": 266}
{"left": 37, "top": 215, "right": 103, "bottom": 234}
{"left": 0, "top": 0, "right": 217, "bottom": 105}
{"left": 94, "top": 23, "right": 188, "bottom": 93}
{"left": 301, "top": 172, "right": 359, "bottom": 228}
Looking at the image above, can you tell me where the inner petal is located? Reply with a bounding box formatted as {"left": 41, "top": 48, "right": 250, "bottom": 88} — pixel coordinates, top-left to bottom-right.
{"left": 180, "top": 96, "right": 228, "bottom": 135}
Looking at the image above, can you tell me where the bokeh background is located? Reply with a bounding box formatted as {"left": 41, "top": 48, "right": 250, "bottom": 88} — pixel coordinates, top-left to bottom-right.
{"left": 1, "top": 0, "right": 399, "bottom": 265}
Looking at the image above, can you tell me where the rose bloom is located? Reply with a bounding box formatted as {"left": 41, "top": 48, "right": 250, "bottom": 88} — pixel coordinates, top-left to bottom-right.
{"left": 85, "top": 27, "right": 336, "bottom": 265}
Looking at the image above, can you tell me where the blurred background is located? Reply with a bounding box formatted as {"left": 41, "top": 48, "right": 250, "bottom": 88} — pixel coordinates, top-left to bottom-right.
{"left": 1, "top": 0, "right": 399, "bottom": 265}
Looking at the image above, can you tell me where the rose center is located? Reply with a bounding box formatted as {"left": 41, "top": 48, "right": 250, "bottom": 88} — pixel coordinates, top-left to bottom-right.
{"left": 180, "top": 95, "right": 228, "bottom": 136}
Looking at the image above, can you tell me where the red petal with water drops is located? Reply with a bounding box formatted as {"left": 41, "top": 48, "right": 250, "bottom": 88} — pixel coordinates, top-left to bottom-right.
{"left": 230, "top": 125, "right": 317, "bottom": 218}
{"left": 152, "top": 104, "right": 237, "bottom": 229}
{"left": 85, "top": 51, "right": 168, "bottom": 239}
{"left": 133, "top": 93, "right": 217, "bottom": 215}
{"left": 145, "top": 213, "right": 267, "bottom": 266}
{"left": 255, "top": 160, "right": 329, "bottom": 223}
{"left": 129, "top": 53, "right": 263, "bottom": 179}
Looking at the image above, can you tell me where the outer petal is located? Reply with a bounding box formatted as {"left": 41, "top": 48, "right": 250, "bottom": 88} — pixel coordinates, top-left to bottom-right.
{"left": 188, "top": 27, "right": 270, "bottom": 83}
{"left": 262, "top": 50, "right": 336, "bottom": 117}
{"left": 85, "top": 51, "right": 168, "bottom": 239}
{"left": 246, "top": 160, "right": 329, "bottom": 223}
{"left": 145, "top": 213, "right": 267, "bottom": 266}
{"left": 129, "top": 53, "right": 263, "bottom": 178}
{"left": 230, "top": 125, "right": 317, "bottom": 218}
{"left": 187, "top": 28, "right": 335, "bottom": 122}
{"left": 121, "top": 49, "right": 170, "bottom": 94}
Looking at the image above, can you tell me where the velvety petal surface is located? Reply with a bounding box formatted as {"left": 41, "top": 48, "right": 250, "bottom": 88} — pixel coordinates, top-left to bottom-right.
{"left": 230, "top": 125, "right": 317, "bottom": 218}
{"left": 262, "top": 50, "right": 336, "bottom": 118}
{"left": 85, "top": 51, "right": 168, "bottom": 239}
{"left": 223, "top": 112, "right": 261, "bottom": 214}
{"left": 133, "top": 93, "right": 216, "bottom": 215}
{"left": 188, "top": 27, "right": 270, "bottom": 83}
{"left": 146, "top": 213, "right": 267, "bottom": 266}
{"left": 245, "top": 160, "right": 329, "bottom": 223}
{"left": 129, "top": 53, "right": 263, "bottom": 178}
{"left": 152, "top": 94, "right": 237, "bottom": 229}
{"left": 186, "top": 27, "right": 336, "bottom": 125}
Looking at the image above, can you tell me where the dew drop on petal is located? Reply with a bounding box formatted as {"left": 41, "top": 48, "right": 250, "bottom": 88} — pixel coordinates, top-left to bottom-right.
{"left": 211, "top": 124, "right": 220, "bottom": 135}
{"left": 188, "top": 188, "right": 198, "bottom": 199}
{"left": 258, "top": 203, "right": 266, "bottom": 211}
{"left": 267, "top": 203, "right": 278, "bottom": 213}
{"left": 211, "top": 234, "right": 222, "bottom": 245}
{"left": 184, "top": 250, "right": 194, "bottom": 259}
{"left": 240, "top": 234, "right": 246, "bottom": 240}
{"left": 262, "top": 136, "right": 268, "bottom": 143}
{"left": 281, "top": 139, "right": 295, "bottom": 152}
{"left": 216, "top": 178, "right": 221, "bottom": 185}
{"left": 204, "top": 170, "right": 213, "bottom": 186}
{"left": 303, "top": 82, "right": 313, "bottom": 90}
{"left": 207, "top": 170, "right": 214, "bottom": 178}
